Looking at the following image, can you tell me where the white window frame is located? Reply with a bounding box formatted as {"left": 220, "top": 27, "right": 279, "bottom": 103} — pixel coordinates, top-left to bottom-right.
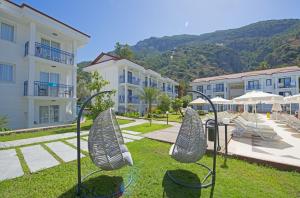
{"left": 39, "top": 105, "right": 60, "bottom": 124}
{"left": 0, "top": 18, "right": 16, "bottom": 43}
{"left": 0, "top": 62, "right": 15, "bottom": 83}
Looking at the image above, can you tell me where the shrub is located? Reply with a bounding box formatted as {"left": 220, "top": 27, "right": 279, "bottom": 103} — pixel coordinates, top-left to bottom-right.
{"left": 0, "top": 116, "right": 8, "bottom": 131}
{"left": 198, "top": 110, "right": 207, "bottom": 116}
{"left": 124, "top": 112, "right": 140, "bottom": 118}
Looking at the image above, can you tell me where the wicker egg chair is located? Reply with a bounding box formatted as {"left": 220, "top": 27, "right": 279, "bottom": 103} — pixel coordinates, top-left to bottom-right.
{"left": 76, "top": 91, "right": 133, "bottom": 197}
{"left": 88, "top": 108, "right": 133, "bottom": 170}
{"left": 167, "top": 90, "right": 218, "bottom": 191}
{"left": 169, "top": 107, "right": 206, "bottom": 163}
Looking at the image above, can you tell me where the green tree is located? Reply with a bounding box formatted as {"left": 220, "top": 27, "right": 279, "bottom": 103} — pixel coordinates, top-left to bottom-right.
{"left": 139, "top": 87, "right": 160, "bottom": 120}
{"left": 0, "top": 116, "right": 8, "bottom": 131}
{"left": 87, "top": 72, "right": 115, "bottom": 119}
{"left": 181, "top": 95, "right": 192, "bottom": 108}
{"left": 77, "top": 78, "right": 90, "bottom": 103}
{"left": 115, "top": 42, "right": 134, "bottom": 60}
{"left": 158, "top": 93, "right": 171, "bottom": 113}
{"left": 172, "top": 98, "right": 183, "bottom": 114}
{"left": 257, "top": 61, "right": 269, "bottom": 70}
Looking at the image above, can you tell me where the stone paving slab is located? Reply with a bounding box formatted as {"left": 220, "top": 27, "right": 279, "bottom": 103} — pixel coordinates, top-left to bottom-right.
{"left": 82, "top": 136, "right": 88, "bottom": 141}
{"left": 0, "top": 149, "right": 24, "bottom": 181}
{"left": 21, "top": 145, "right": 59, "bottom": 173}
{"left": 0, "top": 131, "right": 89, "bottom": 149}
{"left": 122, "top": 130, "right": 141, "bottom": 135}
{"left": 46, "top": 142, "right": 85, "bottom": 162}
{"left": 124, "top": 138, "right": 134, "bottom": 143}
{"left": 122, "top": 133, "right": 144, "bottom": 140}
{"left": 66, "top": 138, "right": 89, "bottom": 152}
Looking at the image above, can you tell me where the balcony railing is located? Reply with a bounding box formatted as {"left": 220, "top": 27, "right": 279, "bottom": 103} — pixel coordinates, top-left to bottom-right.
{"left": 119, "top": 95, "right": 140, "bottom": 104}
{"left": 24, "top": 81, "right": 73, "bottom": 98}
{"left": 150, "top": 82, "right": 158, "bottom": 88}
{"left": 24, "top": 41, "right": 74, "bottom": 65}
{"left": 277, "top": 84, "right": 296, "bottom": 88}
{"left": 119, "top": 75, "right": 140, "bottom": 85}
{"left": 128, "top": 76, "right": 140, "bottom": 85}
{"left": 213, "top": 87, "right": 224, "bottom": 92}
{"left": 246, "top": 84, "right": 261, "bottom": 90}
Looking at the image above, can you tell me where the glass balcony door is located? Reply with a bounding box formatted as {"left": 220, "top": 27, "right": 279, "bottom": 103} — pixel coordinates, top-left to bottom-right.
{"left": 41, "top": 38, "right": 61, "bottom": 62}
{"left": 39, "top": 105, "right": 60, "bottom": 124}
{"left": 40, "top": 72, "right": 60, "bottom": 97}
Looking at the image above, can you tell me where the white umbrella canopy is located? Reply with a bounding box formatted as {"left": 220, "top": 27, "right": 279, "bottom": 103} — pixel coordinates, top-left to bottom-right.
{"left": 233, "top": 91, "right": 284, "bottom": 104}
{"left": 284, "top": 94, "right": 300, "bottom": 103}
{"left": 210, "top": 97, "right": 231, "bottom": 104}
{"left": 190, "top": 97, "right": 208, "bottom": 105}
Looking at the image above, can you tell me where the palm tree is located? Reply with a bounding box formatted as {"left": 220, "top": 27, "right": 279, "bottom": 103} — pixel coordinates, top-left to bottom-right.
{"left": 139, "top": 87, "right": 160, "bottom": 119}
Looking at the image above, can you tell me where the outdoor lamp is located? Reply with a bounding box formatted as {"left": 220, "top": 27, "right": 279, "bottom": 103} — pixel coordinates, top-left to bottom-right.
{"left": 166, "top": 111, "right": 169, "bottom": 125}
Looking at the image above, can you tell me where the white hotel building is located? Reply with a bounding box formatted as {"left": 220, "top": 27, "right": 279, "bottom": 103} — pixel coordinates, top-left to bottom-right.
{"left": 84, "top": 53, "right": 178, "bottom": 114}
{"left": 0, "top": 1, "right": 89, "bottom": 129}
{"left": 191, "top": 66, "right": 300, "bottom": 112}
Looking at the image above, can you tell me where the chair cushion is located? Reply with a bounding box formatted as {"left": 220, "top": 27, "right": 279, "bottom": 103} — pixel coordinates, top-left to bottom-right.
{"left": 169, "top": 144, "right": 175, "bottom": 155}
{"left": 122, "top": 151, "right": 133, "bottom": 166}
{"left": 119, "top": 144, "right": 129, "bottom": 153}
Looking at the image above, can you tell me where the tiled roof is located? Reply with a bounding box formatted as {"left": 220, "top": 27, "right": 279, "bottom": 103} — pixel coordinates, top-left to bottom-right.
{"left": 192, "top": 66, "right": 300, "bottom": 83}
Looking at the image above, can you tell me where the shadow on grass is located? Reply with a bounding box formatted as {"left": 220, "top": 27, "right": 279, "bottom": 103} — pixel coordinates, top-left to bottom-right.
{"left": 162, "top": 169, "right": 201, "bottom": 198}
{"left": 58, "top": 175, "right": 124, "bottom": 198}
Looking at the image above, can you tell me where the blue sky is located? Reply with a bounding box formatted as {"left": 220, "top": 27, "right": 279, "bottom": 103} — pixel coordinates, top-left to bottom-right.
{"left": 14, "top": 0, "right": 300, "bottom": 62}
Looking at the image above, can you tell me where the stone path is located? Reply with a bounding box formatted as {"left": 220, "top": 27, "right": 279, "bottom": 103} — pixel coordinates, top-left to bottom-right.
{"left": 45, "top": 142, "right": 84, "bottom": 162}
{"left": 0, "top": 122, "right": 145, "bottom": 181}
{"left": 0, "top": 131, "right": 89, "bottom": 149}
{"left": 0, "top": 149, "right": 23, "bottom": 180}
{"left": 21, "top": 145, "right": 59, "bottom": 173}
{"left": 66, "top": 138, "right": 89, "bottom": 152}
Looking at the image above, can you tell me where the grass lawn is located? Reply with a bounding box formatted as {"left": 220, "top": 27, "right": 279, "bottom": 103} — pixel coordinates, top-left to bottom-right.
{"left": 122, "top": 123, "right": 172, "bottom": 134}
{"left": 117, "top": 118, "right": 134, "bottom": 125}
{"left": 0, "top": 139, "right": 299, "bottom": 197}
{"left": 0, "top": 118, "right": 134, "bottom": 142}
{"left": 151, "top": 114, "right": 183, "bottom": 123}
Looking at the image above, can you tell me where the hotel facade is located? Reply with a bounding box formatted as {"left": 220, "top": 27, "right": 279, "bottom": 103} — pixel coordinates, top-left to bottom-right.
{"left": 0, "top": 1, "right": 89, "bottom": 129}
{"left": 84, "top": 53, "right": 178, "bottom": 114}
{"left": 191, "top": 66, "right": 300, "bottom": 112}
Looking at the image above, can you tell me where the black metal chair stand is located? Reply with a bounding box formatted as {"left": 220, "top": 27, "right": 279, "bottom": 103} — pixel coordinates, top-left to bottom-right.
{"left": 76, "top": 91, "right": 133, "bottom": 198}
{"left": 166, "top": 90, "right": 219, "bottom": 197}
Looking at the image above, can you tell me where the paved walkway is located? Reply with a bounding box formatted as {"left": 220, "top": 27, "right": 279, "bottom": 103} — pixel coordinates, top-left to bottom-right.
{"left": 229, "top": 114, "right": 300, "bottom": 168}
{"left": 144, "top": 122, "right": 233, "bottom": 152}
{"left": 0, "top": 119, "right": 145, "bottom": 181}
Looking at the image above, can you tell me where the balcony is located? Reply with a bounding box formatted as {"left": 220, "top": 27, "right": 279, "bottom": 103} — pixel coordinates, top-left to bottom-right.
{"left": 277, "top": 84, "right": 296, "bottom": 89}
{"left": 25, "top": 41, "right": 74, "bottom": 65}
{"left": 119, "top": 75, "right": 140, "bottom": 85}
{"left": 119, "top": 95, "right": 140, "bottom": 104}
{"left": 24, "top": 81, "right": 73, "bottom": 98}
{"left": 246, "top": 84, "right": 261, "bottom": 90}
{"left": 150, "top": 82, "right": 158, "bottom": 88}
{"left": 128, "top": 76, "right": 140, "bottom": 85}
{"left": 213, "top": 87, "right": 224, "bottom": 92}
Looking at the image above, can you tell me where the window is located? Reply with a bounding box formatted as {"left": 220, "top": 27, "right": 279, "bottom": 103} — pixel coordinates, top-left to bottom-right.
{"left": 39, "top": 105, "right": 59, "bottom": 124}
{"left": 278, "top": 77, "right": 293, "bottom": 88}
{"left": 247, "top": 80, "right": 259, "bottom": 90}
{"left": 1, "top": 22, "right": 14, "bottom": 42}
{"left": 0, "top": 63, "right": 14, "bottom": 82}
{"left": 197, "top": 85, "right": 203, "bottom": 92}
{"left": 39, "top": 72, "right": 60, "bottom": 97}
{"left": 207, "top": 85, "right": 211, "bottom": 90}
{"left": 266, "top": 79, "right": 272, "bottom": 86}
{"left": 215, "top": 83, "right": 224, "bottom": 92}
{"left": 279, "top": 91, "right": 291, "bottom": 97}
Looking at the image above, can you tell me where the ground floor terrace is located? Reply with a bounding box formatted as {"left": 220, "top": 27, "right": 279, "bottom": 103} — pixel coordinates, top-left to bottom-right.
{"left": 0, "top": 114, "right": 300, "bottom": 197}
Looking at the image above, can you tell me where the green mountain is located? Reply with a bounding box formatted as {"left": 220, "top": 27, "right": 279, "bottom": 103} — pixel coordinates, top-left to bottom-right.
{"left": 130, "top": 19, "right": 300, "bottom": 81}
{"left": 79, "top": 19, "right": 300, "bottom": 82}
